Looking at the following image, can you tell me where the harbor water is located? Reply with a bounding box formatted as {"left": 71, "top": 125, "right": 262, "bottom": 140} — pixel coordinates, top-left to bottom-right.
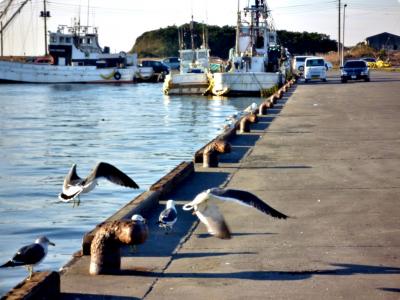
{"left": 0, "top": 82, "right": 258, "bottom": 295}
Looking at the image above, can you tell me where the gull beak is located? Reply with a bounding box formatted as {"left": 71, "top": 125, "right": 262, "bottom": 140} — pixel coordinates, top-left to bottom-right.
{"left": 49, "top": 241, "right": 56, "bottom": 246}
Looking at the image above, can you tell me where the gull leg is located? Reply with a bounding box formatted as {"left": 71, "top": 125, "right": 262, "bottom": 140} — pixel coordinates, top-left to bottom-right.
{"left": 73, "top": 196, "right": 81, "bottom": 208}
{"left": 27, "top": 266, "right": 33, "bottom": 280}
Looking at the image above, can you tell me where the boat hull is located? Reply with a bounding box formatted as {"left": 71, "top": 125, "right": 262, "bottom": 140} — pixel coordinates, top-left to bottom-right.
{"left": 212, "top": 72, "right": 281, "bottom": 96}
{"left": 0, "top": 61, "right": 139, "bottom": 83}
{"left": 163, "top": 73, "right": 210, "bottom": 95}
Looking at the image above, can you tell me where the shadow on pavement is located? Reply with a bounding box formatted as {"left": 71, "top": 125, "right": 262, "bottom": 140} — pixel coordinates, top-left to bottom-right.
{"left": 61, "top": 294, "right": 140, "bottom": 300}
{"left": 117, "top": 263, "right": 400, "bottom": 281}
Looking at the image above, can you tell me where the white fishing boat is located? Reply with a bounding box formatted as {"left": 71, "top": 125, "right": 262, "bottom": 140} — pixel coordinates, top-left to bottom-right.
{"left": 0, "top": 1, "right": 152, "bottom": 83}
{"left": 163, "top": 18, "right": 211, "bottom": 95}
{"left": 211, "top": 0, "right": 287, "bottom": 96}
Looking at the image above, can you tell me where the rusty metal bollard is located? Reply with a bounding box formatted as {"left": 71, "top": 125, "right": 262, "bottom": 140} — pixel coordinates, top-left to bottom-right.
{"left": 203, "top": 140, "right": 231, "bottom": 168}
{"left": 259, "top": 101, "right": 271, "bottom": 115}
{"left": 269, "top": 94, "right": 277, "bottom": 106}
{"left": 276, "top": 89, "right": 283, "bottom": 99}
{"left": 239, "top": 113, "right": 258, "bottom": 133}
{"left": 89, "top": 216, "right": 148, "bottom": 275}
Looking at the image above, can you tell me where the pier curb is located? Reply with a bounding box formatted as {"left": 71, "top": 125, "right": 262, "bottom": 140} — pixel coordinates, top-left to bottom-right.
{"left": 0, "top": 272, "right": 59, "bottom": 300}
{"left": 81, "top": 161, "right": 194, "bottom": 255}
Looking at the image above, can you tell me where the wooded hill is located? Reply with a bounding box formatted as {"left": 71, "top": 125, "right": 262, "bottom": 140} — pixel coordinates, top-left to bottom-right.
{"left": 130, "top": 22, "right": 337, "bottom": 59}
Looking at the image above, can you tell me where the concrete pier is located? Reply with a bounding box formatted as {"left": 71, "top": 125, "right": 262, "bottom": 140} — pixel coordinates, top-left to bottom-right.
{"left": 9, "top": 71, "right": 400, "bottom": 299}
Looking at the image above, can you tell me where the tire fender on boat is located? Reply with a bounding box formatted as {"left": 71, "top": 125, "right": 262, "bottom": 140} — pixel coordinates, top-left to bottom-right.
{"left": 114, "top": 71, "right": 122, "bottom": 80}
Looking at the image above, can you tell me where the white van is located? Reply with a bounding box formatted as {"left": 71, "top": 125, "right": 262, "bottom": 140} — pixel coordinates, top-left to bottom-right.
{"left": 304, "top": 57, "right": 327, "bottom": 82}
{"left": 292, "top": 55, "right": 312, "bottom": 75}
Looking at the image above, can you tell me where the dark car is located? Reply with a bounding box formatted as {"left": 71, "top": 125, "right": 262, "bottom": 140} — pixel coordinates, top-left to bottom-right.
{"left": 360, "top": 57, "right": 376, "bottom": 63}
{"left": 340, "top": 60, "right": 370, "bottom": 83}
{"left": 140, "top": 60, "right": 170, "bottom": 74}
{"left": 163, "top": 57, "right": 180, "bottom": 70}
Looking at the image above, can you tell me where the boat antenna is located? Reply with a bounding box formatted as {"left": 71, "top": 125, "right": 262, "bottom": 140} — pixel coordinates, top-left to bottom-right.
{"left": 40, "top": 0, "right": 50, "bottom": 56}
{"left": 87, "top": 0, "right": 90, "bottom": 28}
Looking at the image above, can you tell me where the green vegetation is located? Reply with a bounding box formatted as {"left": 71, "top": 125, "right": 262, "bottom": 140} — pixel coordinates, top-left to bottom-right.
{"left": 130, "top": 23, "right": 337, "bottom": 58}
{"left": 276, "top": 30, "right": 337, "bottom": 55}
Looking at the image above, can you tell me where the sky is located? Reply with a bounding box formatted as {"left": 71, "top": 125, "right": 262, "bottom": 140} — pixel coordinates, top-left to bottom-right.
{"left": 1, "top": 0, "right": 400, "bottom": 56}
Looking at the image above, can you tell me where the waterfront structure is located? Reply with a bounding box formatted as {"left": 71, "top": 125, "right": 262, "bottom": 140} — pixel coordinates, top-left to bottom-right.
{"left": 365, "top": 32, "right": 400, "bottom": 51}
{"left": 163, "top": 18, "right": 211, "bottom": 95}
{"left": 0, "top": 1, "right": 153, "bottom": 83}
{"left": 211, "top": 0, "right": 288, "bottom": 96}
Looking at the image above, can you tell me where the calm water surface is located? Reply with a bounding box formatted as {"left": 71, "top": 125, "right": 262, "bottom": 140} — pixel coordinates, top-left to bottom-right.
{"left": 0, "top": 83, "right": 258, "bottom": 295}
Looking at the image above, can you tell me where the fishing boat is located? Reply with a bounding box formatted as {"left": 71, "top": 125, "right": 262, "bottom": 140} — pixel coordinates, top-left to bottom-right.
{"left": 163, "top": 18, "right": 211, "bottom": 95}
{"left": 211, "top": 0, "right": 288, "bottom": 96}
{"left": 0, "top": 1, "right": 152, "bottom": 83}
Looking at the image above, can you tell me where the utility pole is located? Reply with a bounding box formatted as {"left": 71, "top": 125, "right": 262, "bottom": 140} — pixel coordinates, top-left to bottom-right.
{"left": 342, "top": 4, "right": 347, "bottom": 66}
{"left": 338, "top": 0, "right": 341, "bottom": 66}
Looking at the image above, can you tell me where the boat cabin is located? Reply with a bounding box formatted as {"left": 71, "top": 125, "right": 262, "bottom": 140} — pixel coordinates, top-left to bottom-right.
{"left": 48, "top": 24, "right": 137, "bottom": 68}
{"left": 179, "top": 48, "right": 210, "bottom": 74}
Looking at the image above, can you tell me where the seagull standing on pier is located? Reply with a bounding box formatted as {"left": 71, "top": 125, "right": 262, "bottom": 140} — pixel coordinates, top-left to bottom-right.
{"left": 183, "top": 188, "right": 288, "bottom": 239}
{"left": 59, "top": 162, "right": 139, "bottom": 206}
{"left": 157, "top": 200, "right": 178, "bottom": 233}
{"left": 0, "top": 236, "right": 55, "bottom": 280}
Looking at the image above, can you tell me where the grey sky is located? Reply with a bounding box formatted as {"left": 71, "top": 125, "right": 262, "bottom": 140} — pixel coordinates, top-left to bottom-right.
{"left": 1, "top": 0, "right": 399, "bottom": 55}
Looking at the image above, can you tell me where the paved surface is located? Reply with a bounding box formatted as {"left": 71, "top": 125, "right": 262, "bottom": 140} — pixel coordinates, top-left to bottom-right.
{"left": 60, "top": 71, "right": 400, "bottom": 299}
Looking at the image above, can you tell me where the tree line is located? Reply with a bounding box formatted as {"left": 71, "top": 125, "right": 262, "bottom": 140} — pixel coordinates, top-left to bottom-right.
{"left": 130, "top": 22, "right": 337, "bottom": 59}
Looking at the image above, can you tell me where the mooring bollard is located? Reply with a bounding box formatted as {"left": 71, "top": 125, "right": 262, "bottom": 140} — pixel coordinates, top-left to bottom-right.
{"left": 239, "top": 113, "right": 258, "bottom": 133}
{"left": 89, "top": 218, "right": 148, "bottom": 275}
{"left": 270, "top": 94, "right": 277, "bottom": 105}
{"left": 259, "top": 101, "right": 270, "bottom": 115}
{"left": 277, "top": 89, "right": 283, "bottom": 99}
{"left": 202, "top": 140, "right": 231, "bottom": 168}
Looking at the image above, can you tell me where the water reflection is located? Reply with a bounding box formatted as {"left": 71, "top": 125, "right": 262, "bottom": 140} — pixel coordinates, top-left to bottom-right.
{"left": 0, "top": 83, "right": 258, "bottom": 295}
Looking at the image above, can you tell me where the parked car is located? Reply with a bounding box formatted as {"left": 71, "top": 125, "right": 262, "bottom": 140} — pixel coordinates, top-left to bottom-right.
{"left": 303, "top": 57, "right": 327, "bottom": 82}
{"left": 163, "top": 57, "right": 180, "bottom": 70}
{"left": 360, "top": 57, "right": 376, "bottom": 68}
{"left": 340, "top": 60, "right": 370, "bottom": 83}
{"left": 140, "top": 60, "right": 170, "bottom": 74}
{"left": 360, "top": 57, "right": 376, "bottom": 63}
{"left": 292, "top": 55, "right": 313, "bottom": 74}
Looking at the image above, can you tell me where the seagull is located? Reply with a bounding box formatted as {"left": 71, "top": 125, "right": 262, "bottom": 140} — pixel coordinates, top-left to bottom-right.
{"left": 130, "top": 214, "right": 147, "bottom": 252}
{"left": 183, "top": 188, "right": 288, "bottom": 239}
{"left": 59, "top": 162, "right": 139, "bottom": 206}
{"left": 131, "top": 214, "right": 146, "bottom": 223}
{"left": 0, "top": 236, "right": 55, "bottom": 280}
{"left": 244, "top": 102, "right": 258, "bottom": 113}
{"left": 157, "top": 200, "right": 178, "bottom": 233}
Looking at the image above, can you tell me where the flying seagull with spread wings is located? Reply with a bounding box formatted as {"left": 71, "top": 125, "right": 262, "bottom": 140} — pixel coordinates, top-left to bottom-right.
{"left": 0, "top": 236, "right": 55, "bottom": 280}
{"left": 183, "top": 188, "right": 288, "bottom": 239}
{"left": 157, "top": 200, "right": 178, "bottom": 233}
{"left": 59, "top": 162, "right": 139, "bottom": 206}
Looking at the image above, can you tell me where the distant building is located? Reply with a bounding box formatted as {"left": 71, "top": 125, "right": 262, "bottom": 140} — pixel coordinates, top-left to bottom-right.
{"left": 365, "top": 32, "right": 400, "bottom": 51}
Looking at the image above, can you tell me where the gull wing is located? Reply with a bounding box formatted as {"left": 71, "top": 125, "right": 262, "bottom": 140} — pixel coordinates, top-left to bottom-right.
{"left": 159, "top": 207, "right": 177, "bottom": 223}
{"left": 63, "top": 164, "right": 81, "bottom": 187}
{"left": 209, "top": 188, "right": 288, "bottom": 219}
{"left": 88, "top": 162, "right": 139, "bottom": 189}
{"left": 60, "top": 164, "right": 83, "bottom": 200}
{"left": 1, "top": 244, "right": 45, "bottom": 267}
{"left": 195, "top": 202, "right": 231, "bottom": 239}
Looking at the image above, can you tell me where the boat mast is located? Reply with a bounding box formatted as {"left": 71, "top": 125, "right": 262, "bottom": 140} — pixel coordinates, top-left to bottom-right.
{"left": 235, "top": 0, "right": 240, "bottom": 56}
{"left": 1, "top": 21, "right": 3, "bottom": 56}
{"left": 190, "top": 15, "right": 195, "bottom": 63}
{"left": 0, "top": 0, "right": 30, "bottom": 56}
{"left": 40, "top": 0, "right": 50, "bottom": 56}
